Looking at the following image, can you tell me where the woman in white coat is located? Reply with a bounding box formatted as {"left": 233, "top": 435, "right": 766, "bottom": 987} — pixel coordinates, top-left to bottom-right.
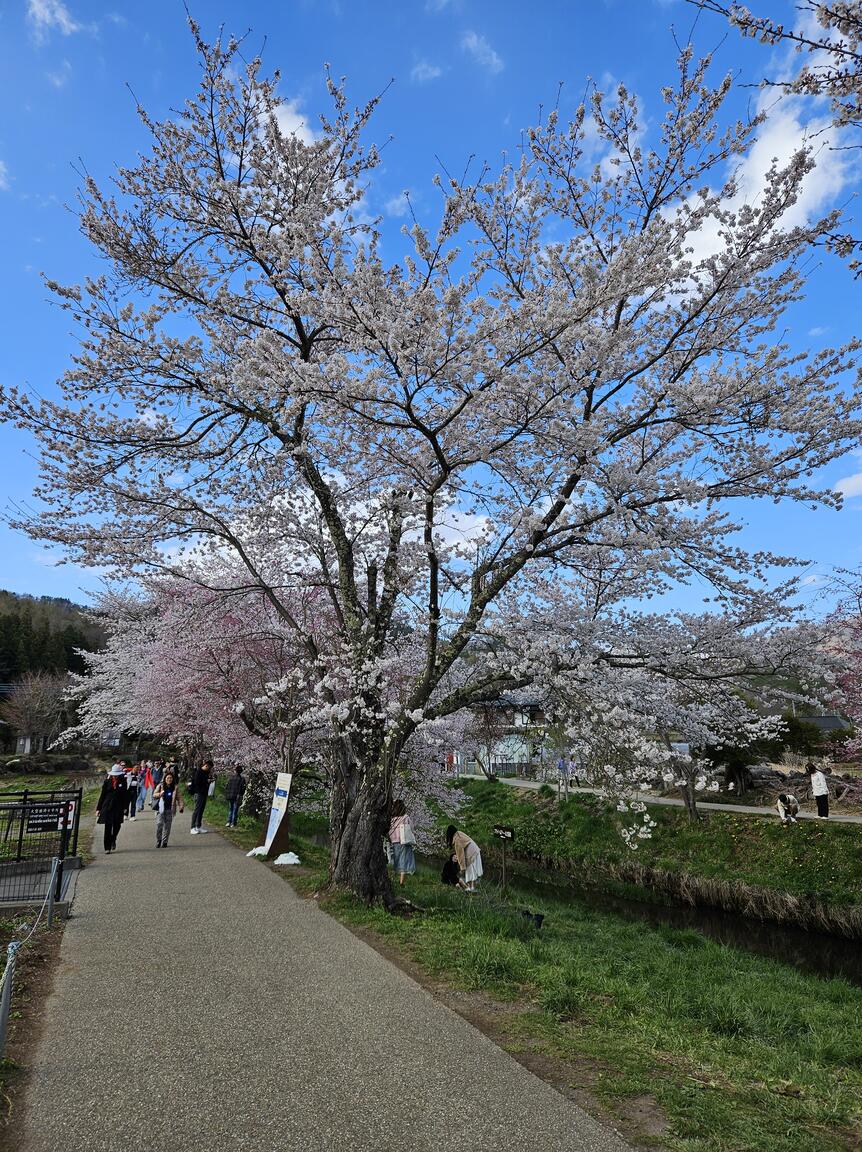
{"left": 808, "top": 762, "right": 830, "bottom": 819}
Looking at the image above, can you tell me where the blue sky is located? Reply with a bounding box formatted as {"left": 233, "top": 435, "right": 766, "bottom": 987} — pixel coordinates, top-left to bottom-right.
{"left": 0, "top": 0, "right": 860, "bottom": 609}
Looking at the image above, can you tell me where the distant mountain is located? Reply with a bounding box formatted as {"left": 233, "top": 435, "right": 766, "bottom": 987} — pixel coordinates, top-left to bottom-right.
{"left": 0, "top": 590, "right": 105, "bottom": 681}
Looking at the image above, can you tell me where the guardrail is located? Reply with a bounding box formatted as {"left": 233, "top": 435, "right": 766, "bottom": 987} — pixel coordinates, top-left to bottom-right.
{"left": 0, "top": 855, "right": 60, "bottom": 1057}
{"left": 0, "top": 788, "right": 82, "bottom": 904}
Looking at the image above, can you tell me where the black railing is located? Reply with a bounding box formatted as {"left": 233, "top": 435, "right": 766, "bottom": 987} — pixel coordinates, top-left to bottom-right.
{"left": 0, "top": 788, "right": 82, "bottom": 903}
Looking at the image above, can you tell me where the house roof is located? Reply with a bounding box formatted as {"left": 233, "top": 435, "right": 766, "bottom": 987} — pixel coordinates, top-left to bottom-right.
{"left": 797, "top": 715, "right": 852, "bottom": 732}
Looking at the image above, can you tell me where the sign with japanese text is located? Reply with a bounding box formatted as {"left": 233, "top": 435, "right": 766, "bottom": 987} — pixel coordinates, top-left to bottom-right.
{"left": 263, "top": 772, "right": 293, "bottom": 852}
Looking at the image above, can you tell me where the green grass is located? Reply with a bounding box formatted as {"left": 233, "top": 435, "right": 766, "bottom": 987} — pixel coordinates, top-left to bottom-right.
{"left": 204, "top": 784, "right": 331, "bottom": 865}
{"left": 314, "top": 865, "right": 862, "bottom": 1152}
{"left": 210, "top": 791, "right": 861, "bottom": 1150}
{"left": 0, "top": 776, "right": 74, "bottom": 791}
{"left": 455, "top": 781, "right": 862, "bottom": 906}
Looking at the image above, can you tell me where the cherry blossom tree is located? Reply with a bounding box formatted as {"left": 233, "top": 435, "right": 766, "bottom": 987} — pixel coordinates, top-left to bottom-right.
{"left": 692, "top": 1, "right": 862, "bottom": 270}
{"left": 4, "top": 26, "right": 862, "bottom": 904}
{"left": 67, "top": 579, "right": 326, "bottom": 776}
{"left": 693, "top": 1, "right": 861, "bottom": 130}
{"left": 825, "top": 569, "right": 862, "bottom": 755}
{"left": 0, "top": 672, "right": 71, "bottom": 752}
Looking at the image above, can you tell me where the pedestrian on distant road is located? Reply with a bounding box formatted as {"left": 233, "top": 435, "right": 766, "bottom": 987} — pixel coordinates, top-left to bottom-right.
{"left": 96, "top": 765, "right": 127, "bottom": 853}
{"left": 556, "top": 756, "right": 570, "bottom": 799}
{"left": 776, "top": 792, "right": 799, "bottom": 825}
{"left": 189, "top": 759, "right": 213, "bottom": 834}
{"left": 808, "top": 763, "right": 830, "bottom": 819}
{"left": 224, "top": 764, "right": 247, "bottom": 828}
{"left": 153, "top": 769, "right": 184, "bottom": 848}
{"left": 388, "top": 799, "right": 416, "bottom": 885}
{"left": 445, "top": 824, "right": 483, "bottom": 892}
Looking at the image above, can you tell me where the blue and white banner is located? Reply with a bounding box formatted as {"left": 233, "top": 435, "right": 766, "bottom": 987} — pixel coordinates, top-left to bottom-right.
{"left": 263, "top": 772, "right": 293, "bottom": 852}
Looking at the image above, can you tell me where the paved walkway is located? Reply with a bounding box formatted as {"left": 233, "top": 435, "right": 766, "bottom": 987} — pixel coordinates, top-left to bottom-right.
{"left": 20, "top": 809, "right": 630, "bottom": 1152}
{"left": 459, "top": 774, "right": 862, "bottom": 823}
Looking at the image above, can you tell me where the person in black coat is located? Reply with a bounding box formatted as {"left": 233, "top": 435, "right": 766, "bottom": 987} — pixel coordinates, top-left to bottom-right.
{"left": 224, "top": 764, "right": 247, "bottom": 828}
{"left": 188, "top": 759, "right": 213, "bottom": 834}
{"left": 97, "top": 766, "right": 128, "bottom": 853}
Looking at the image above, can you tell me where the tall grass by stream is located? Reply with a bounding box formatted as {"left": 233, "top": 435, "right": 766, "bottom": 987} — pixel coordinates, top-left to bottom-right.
{"left": 454, "top": 781, "right": 862, "bottom": 937}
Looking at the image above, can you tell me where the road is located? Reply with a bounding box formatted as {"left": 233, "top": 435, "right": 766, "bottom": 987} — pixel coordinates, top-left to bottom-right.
{"left": 20, "top": 807, "right": 630, "bottom": 1152}
{"left": 457, "top": 774, "right": 862, "bottom": 823}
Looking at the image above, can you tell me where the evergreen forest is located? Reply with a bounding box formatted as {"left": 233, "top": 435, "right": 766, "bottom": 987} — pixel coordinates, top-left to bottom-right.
{"left": 0, "top": 590, "right": 104, "bottom": 681}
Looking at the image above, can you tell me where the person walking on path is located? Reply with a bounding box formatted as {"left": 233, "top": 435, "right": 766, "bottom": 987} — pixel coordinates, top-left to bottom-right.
{"left": 809, "top": 763, "right": 830, "bottom": 818}
{"left": 137, "top": 761, "right": 152, "bottom": 813}
{"left": 446, "top": 824, "right": 483, "bottom": 892}
{"left": 776, "top": 792, "right": 799, "bottom": 825}
{"left": 153, "top": 769, "right": 184, "bottom": 848}
{"left": 189, "top": 759, "right": 213, "bottom": 834}
{"left": 96, "top": 765, "right": 128, "bottom": 853}
{"left": 388, "top": 800, "right": 416, "bottom": 885}
{"left": 124, "top": 764, "right": 140, "bottom": 822}
{"left": 224, "top": 764, "right": 247, "bottom": 828}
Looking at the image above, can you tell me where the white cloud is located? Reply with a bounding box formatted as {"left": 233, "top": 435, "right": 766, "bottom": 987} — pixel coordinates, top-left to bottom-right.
{"left": 461, "top": 30, "right": 503, "bottom": 75}
{"left": 47, "top": 59, "right": 72, "bottom": 88}
{"left": 411, "top": 60, "right": 442, "bottom": 84}
{"left": 739, "top": 101, "right": 847, "bottom": 229}
{"left": 434, "top": 510, "right": 492, "bottom": 548}
{"left": 808, "top": 326, "right": 828, "bottom": 337}
{"left": 385, "top": 192, "right": 411, "bottom": 218}
{"left": 0, "top": 161, "right": 9, "bottom": 191}
{"left": 834, "top": 472, "right": 862, "bottom": 498}
{"left": 27, "top": 0, "right": 80, "bottom": 40}
{"left": 426, "top": 0, "right": 455, "bottom": 10}
{"left": 273, "top": 100, "right": 316, "bottom": 145}
{"left": 678, "top": 94, "right": 849, "bottom": 270}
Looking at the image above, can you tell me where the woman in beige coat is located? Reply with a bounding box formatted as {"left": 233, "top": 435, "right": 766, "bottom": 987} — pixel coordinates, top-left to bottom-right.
{"left": 445, "top": 825, "right": 483, "bottom": 892}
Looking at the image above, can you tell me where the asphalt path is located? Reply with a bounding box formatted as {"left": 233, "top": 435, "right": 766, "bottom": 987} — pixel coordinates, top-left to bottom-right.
{"left": 20, "top": 807, "right": 630, "bottom": 1152}
{"left": 458, "top": 774, "right": 862, "bottom": 823}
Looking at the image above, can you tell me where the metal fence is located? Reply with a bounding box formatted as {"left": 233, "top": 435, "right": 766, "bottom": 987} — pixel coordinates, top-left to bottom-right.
{"left": 0, "top": 788, "right": 82, "bottom": 904}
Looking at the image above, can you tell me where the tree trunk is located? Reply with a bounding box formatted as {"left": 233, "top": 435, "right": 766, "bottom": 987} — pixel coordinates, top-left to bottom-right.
{"left": 726, "top": 763, "right": 749, "bottom": 797}
{"left": 680, "top": 779, "right": 700, "bottom": 821}
{"left": 265, "top": 808, "right": 292, "bottom": 858}
{"left": 476, "top": 751, "right": 497, "bottom": 782}
{"left": 329, "top": 769, "right": 394, "bottom": 906}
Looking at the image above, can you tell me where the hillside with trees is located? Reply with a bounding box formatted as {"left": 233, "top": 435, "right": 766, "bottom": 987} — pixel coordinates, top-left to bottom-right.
{"left": 0, "top": 590, "right": 104, "bottom": 681}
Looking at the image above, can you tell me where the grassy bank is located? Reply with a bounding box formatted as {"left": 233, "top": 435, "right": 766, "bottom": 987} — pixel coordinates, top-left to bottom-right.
{"left": 216, "top": 789, "right": 861, "bottom": 1151}
{"left": 454, "top": 781, "right": 862, "bottom": 910}
{"left": 0, "top": 917, "right": 65, "bottom": 1140}
{"left": 311, "top": 871, "right": 861, "bottom": 1152}
{"left": 321, "top": 871, "right": 862, "bottom": 1151}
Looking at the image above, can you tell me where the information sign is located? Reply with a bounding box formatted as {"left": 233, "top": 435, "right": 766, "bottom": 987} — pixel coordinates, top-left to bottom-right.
{"left": 263, "top": 772, "right": 293, "bottom": 852}
{"left": 27, "top": 803, "right": 64, "bottom": 834}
